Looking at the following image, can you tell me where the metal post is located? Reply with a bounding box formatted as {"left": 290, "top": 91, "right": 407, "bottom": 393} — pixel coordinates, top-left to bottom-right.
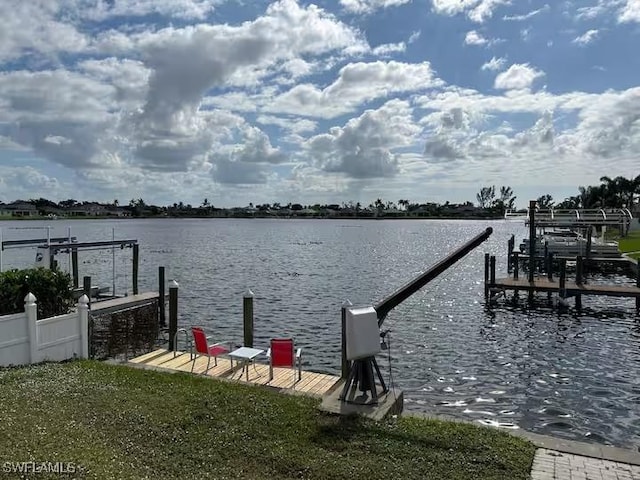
{"left": 528, "top": 200, "right": 537, "bottom": 282}
{"left": 243, "top": 289, "right": 254, "bottom": 348}
{"left": 132, "top": 244, "right": 139, "bottom": 295}
{"left": 158, "top": 266, "right": 166, "bottom": 328}
{"left": 513, "top": 252, "right": 519, "bottom": 280}
{"left": 0, "top": 227, "right": 3, "bottom": 272}
{"left": 168, "top": 281, "right": 179, "bottom": 351}
{"left": 507, "top": 236, "right": 514, "bottom": 273}
{"left": 341, "top": 300, "right": 352, "bottom": 379}
{"left": 484, "top": 253, "right": 490, "bottom": 300}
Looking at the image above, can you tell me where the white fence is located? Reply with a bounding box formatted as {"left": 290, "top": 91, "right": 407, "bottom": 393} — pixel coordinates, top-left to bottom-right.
{"left": 0, "top": 293, "right": 89, "bottom": 367}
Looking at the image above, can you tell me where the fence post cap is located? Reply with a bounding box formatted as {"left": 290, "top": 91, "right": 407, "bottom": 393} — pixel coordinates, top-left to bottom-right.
{"left": 342, "top": 299, "right": 352, "bottom": 307}
{"left": 79, "top": 294, "right": 89, "bottom": 305}
{"left": 243, "top": 289, "right": 254, "bottom": 298}
{"left": 24, "top": 292, "right": 37, "bottom": 304}
{"left": 170, "top": 280, "right": 179, "bottom": 288}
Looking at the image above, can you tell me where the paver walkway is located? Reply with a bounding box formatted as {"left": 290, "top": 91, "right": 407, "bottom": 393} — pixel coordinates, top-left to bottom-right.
{"left": 531, "top": 449, "right": 640, "bottom": 480}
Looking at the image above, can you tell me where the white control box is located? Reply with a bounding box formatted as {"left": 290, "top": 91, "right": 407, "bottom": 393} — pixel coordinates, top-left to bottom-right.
{"left": 345, "top": 306, "right": 381, "bottom": 360}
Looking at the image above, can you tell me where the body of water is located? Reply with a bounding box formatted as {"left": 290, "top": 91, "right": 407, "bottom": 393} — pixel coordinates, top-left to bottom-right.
{"left": 2, "top": 218, "right": 639, "bottom": 449}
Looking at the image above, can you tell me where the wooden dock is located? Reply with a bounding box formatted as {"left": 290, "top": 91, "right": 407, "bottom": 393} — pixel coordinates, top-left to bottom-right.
{"left": 492, "top": 277, "right": 640, "bottom": 299}
{"left": 128, "top": 348, "right": 341, "bottom": 398}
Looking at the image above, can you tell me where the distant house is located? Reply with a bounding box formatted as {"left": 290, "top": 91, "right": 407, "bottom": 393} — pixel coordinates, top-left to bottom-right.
{"left": 4, "top": 201, "right": 37, "bottom": 217}
{"left": 67, "top": 202, "right": 108, "bottom": 216}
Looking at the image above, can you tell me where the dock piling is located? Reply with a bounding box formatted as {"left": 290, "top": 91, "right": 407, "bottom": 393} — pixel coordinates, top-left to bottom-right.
{"left": 559, "top": 260, "right": 567, "bottom": 300}
{"left": 490, "top": 256, "right": 496, "bottom": 286}
{"left": 576, "top": 256, "right": 583, "bottom": 310}
{"left": 158, "top": 266, "right": 166, "bottom": 328}
{"left": 484, "top": 253, "right": 490, "bottom": 300}
{"left": 528, "top": 200, "right": 537, "bottom": 282}
{"left": 71, "top": 248, "right": 79, "bottom": 288}
{"left": 83, "top": 276, "right": 92, "bottom": 307}
{"left": 507, "top": 235, "right": 514, "bottom": 273}
{"left": 132, "top": 244, "right": 139, "bottom": 295}
{"left": 243, "top": 289, "right": 254, "bottom": 348}
{"left": 513, "top": 252, "right": 519, "bottom": 280}
{"left": 168, "top": 281, "right": 178, "bottom": 351}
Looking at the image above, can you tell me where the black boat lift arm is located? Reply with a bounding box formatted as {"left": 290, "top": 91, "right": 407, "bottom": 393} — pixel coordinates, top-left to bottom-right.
{"left": 374, "top": 227, "right": 493, "bottom": 327}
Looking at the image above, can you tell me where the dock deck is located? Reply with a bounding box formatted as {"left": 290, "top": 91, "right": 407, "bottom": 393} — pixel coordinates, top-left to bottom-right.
{"left": 128, "top": 348, "right": 341, "bottom": 398}
{"left": 492, "top": 277, "right": 640, "bottom": 298}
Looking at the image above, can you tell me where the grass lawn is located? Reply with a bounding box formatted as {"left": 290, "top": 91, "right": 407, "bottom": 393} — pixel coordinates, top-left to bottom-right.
{"left": 619, "top": 230, "right": 640, "bottom": 253}
{"left": 0, "top": 361, "right": 535, "bottom": 479}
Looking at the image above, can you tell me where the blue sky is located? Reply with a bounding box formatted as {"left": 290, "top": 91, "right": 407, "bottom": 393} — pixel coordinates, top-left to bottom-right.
{"left": 0, "top": 0, "right": 639, "bottom": 208}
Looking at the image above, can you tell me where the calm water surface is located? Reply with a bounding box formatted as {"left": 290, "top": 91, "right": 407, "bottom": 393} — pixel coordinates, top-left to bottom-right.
{"left": 2, "top": 218, "right": 639, "bottom": 449}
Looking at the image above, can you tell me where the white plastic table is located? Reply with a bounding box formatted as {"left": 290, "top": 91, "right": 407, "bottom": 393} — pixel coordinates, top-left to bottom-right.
{"left": 228, "top": 347, "right": 264, "bottom": 381}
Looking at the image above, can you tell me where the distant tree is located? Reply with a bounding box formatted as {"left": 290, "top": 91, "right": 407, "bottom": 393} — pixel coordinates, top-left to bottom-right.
{"left": 536, "top": 194, "right": 554, "bottom": 209}
{"left": 476, "top": 186, "right": 495, "bottom": 209}
{"left": 113, "top": 199, "right": 119, "bottom": 207}
{"left": 498, "top": 186, "right": 516, "bottom": 211}
{"left": 58, "top": 199, "right": 77, "bottom": 208}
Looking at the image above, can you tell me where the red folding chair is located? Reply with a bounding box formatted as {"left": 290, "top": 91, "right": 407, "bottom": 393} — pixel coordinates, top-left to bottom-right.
{"left": 267, "top": 338, "right": 302, "bottom": 384}
{"left": 190, "top": 327, "right": 232, "bottom": 374}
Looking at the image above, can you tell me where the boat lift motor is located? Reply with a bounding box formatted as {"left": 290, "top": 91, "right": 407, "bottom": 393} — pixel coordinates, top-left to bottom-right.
{"left": 340, "top": 227, "right": 493, "bottom": 405}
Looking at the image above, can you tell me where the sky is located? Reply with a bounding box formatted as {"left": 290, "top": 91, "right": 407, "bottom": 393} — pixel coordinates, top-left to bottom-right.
{"left": 0, "top": 0, "right": 639, "bottom": 209}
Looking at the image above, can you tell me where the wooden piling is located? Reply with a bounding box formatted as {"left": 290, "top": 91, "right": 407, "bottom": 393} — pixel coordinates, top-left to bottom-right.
{"left": 528, "top": 200, "right": 537, "bottom": 283}
{"left": 158, "top": 266, "right": 166, "bottom": 328}
{"left": 83, "top": 276, "right": 91, "bottom": 307}
{"left": 559, "top": 260, "right": 567, "bottom": 299}
{"left": 547, "top": 253, "right": 554, "bottom": 281}
{"left": 71, "top": 248, "right": 79, "bottom": 288}
{"left": 507, "top": 236, "right": 514, "bottom": 273}
{"left": 513, "top": 252, "right": 519, "bottom": 280}
{"left": 168, "top": 281, "right": 178, "bottom": 351}
{"left": 132, "top": 244, "right": 139, "bottom": 295}
{"left": 575, "top": 256, "right": 583, "bottom": 310}
{"left": 490, "top": 256, "right": 496, "bottom": 286}
{"left": 484, "top": 253, "right": 490, "bottom": 300}
{"left": 243, "top": 289, "right": 254, "bottom": 348}
{"left": 543, "top": 242, "right": 548, "bottom": 273}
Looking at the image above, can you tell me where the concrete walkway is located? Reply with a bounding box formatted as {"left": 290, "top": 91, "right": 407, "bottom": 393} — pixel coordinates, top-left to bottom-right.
{"left": 531, "top": 449, "right": 640, "bottom": 480}
{"left": 515, "top": 431, "right": 640, "bottom": 480}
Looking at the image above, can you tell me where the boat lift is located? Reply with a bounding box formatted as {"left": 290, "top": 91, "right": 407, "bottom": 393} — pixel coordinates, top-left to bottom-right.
{"left": 340, "top": 227, "right": 493, "bottom": 405}
{"left": 0, "top": 226, "right": 140, "bottom": 298}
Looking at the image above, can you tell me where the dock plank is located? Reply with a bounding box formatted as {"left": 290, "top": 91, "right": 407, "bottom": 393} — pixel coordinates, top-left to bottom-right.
{"left": 127, "top": 349, "right": 341, "bottom": 399}
{"left": 493, "top": 278, "right": 640, "bottom": 297}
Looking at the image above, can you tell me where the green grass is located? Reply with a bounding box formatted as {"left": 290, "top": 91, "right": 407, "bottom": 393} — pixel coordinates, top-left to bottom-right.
{"left": 619, "top": 230, "right": 640, "bottom": 253}
{"left": 0, "top": 361, "right": 534, "bottom": 480}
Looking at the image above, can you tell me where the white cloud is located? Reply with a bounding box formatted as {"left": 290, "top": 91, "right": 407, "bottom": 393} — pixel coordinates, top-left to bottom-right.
{"left": 81, "top": 0, "right": 218, "bottom": 21}
{"left": 619, "top": 0, "right": 640, "bottom": 22}
{"left": 340, "top": 0, "right": 412, "bottom": 14}
{"left": 465, "top": 30, "right": 488, "bottom": 45}
{"left": 256, "top": 115, "right": 318, "bottom": 134}
{"left": 0, "top": 1, "right": 89, "bottom": 63}
{"left": 573, "top": 30, "right": 599, "bottom": 45}
{"left": 267, "top": 60, "right": 443, "bottom": 118}
{"left": 305, "top": 99, "right": 421, "bottom": 178}
{"left": 481, "top": 56, "right": 507, "bottom": 71}
{"left": 408, "top": 31, "right": 421, "bottom": 43}
{"left": 503, "top": 4, "right": 549, "bottom": 20}
{"left": 432, "top": 0, "right": 510, "bottom": 22}
{"left": 372, "top": 42, "right": 407, "bottom": 56}
{"left": 494, "top": 64, "right": 544, "bottom": 90}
